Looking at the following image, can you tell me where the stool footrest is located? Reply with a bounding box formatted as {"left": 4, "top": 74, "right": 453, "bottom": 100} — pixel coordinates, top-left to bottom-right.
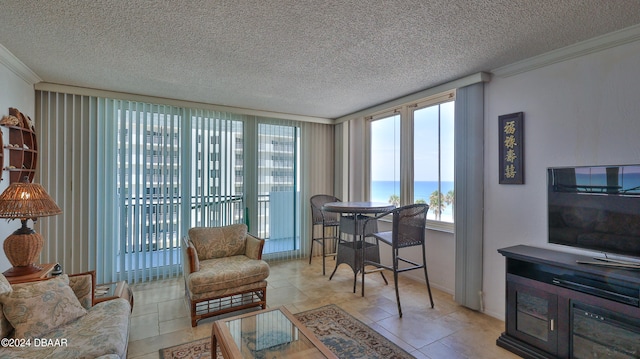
{"left": 363, "top": 267, "right": 385, "bottom": 274}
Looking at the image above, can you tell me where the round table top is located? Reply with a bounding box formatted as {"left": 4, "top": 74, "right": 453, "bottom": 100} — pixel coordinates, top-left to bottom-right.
{"left": 322, "top": 201, "right": 395, "bottom": 214}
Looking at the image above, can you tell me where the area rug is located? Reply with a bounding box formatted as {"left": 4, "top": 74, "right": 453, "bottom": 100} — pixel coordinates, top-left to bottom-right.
{"left": 159, "top": 304, "right": 414, "bottom": 358}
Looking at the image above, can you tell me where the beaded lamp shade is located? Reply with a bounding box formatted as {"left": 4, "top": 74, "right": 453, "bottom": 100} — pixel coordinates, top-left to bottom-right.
{"left": 0, "top": 177, "right": 62, "bottom": 276}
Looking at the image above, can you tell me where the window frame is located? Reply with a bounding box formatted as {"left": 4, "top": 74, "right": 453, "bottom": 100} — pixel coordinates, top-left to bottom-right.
{"left": 366, "top": 90, "right": 456, "bottom": 233}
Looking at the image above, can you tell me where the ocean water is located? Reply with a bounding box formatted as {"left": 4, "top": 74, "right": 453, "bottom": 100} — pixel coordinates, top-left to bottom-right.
{"left": 371, "top": 181, "right": 454, "bottom": 221}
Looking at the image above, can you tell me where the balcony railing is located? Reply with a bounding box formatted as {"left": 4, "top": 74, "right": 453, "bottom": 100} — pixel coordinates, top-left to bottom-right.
{"left": 121, "top": 195, "right": 244, "bottom": 253}
{"left": 120, "top": 193, "right": 298, "bottom": 254}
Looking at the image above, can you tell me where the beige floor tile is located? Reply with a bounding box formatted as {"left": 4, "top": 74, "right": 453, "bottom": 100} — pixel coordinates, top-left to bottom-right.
{"left": 131, "top": 302, "right": 158, "bottom": 318}
{"left": 158, "top": 315, "right": 192, "bottom": 335}
{"left": 429, "top": 324, "right": 519, "bottom": 359}
{"left": 419, "top": 341, "right": 470, "bottom": 359}
{"left": 378, "top": 311, "right": 457, "bottom": 349}
{"left": 266, "top": 285, "right": 310, "bottom": 307}
{"left": 157, "top": 298, "right": 189, "bottom": 322}
{"left": 128, "top": 329, "right": 194, "bottom": 358}
{"left": 190, "top": 320, "right": 215, "bottom": 340}
{"left": 129, "top": 312, "right": 160, "bottom": 342}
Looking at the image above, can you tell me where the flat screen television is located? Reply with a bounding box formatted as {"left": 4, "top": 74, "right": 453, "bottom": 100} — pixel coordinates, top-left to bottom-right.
{"left": 548, "top": 165, "right": 640, "bottom": 259}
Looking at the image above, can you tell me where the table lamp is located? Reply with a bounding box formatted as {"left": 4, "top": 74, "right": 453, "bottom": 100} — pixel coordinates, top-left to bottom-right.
{"left": 0, "top": 177, "right": 62, "bottom": 276}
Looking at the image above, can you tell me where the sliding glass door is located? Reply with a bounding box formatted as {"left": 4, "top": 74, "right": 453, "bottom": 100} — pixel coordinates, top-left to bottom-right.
{"left": 36, "top": 91, "right": 328, "bottom": 283}
{"left": 115, "top": 102, "right": 183, "bottom": 281}
{"left": 188, "top": 110, "right": 245, "bottom": 228}
{"left": 256, "top": 123, "right": 301, "bottom": 257}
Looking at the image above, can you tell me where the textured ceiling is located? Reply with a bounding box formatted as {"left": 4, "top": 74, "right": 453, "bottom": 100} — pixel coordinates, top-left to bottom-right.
{"left": 2, "top": 1, "right": 640, "bottom": 119}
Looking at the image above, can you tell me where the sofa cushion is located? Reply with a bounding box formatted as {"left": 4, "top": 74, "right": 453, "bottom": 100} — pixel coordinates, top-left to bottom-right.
{"left": 0, "top": 274, "right": 12, "bottom": 338}
{"left": 1, "top": 274, "right": 87, "bottom": 339}
{"left": 187, "top": 255, "right": 269, "bottom": 295}
{"left": 39, "top": 299, "right": 130, "bottom": 359}
{"left": 189, "top": 224, "right": 248, "bottom": 259}
{"left": 0, "top": 299, "right": 130, "bottom": 359}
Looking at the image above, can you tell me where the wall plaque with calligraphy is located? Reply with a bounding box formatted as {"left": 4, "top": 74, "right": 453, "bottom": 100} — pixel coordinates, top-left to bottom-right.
{"left": 499, "top": 112, "right": 524, "bottom": 184}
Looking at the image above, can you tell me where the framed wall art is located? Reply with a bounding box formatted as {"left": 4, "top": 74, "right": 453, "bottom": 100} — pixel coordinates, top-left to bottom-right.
{"left": 499, "top": 112, "right": 524, "bottom": 184}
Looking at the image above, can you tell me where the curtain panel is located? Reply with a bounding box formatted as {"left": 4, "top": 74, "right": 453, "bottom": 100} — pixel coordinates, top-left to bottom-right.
{"left": 454, "top": 82, "right": 485, "bottom": 310}
{"left": 35, "top": 91, "right": 334, "bottom": 283}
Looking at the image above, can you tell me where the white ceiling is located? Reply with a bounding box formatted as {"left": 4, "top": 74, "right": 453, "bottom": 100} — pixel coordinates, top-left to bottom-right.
{"left": 2, "top": 1, "right": 640, "bottom": 119}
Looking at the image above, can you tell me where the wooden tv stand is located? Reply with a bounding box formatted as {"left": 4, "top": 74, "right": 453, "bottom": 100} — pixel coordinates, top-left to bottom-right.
{"left": 497, "top": 245, "right": 640, "bottom": 358}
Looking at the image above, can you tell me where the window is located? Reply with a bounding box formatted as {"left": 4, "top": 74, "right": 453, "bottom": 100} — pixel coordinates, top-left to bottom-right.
{"left": 370, "top": 113, "right": 400, "bottom": 206}
{"left": 413, "top": 101, "right": 455, "bottom": 223}
{"left": 368, "top": 91, "right": 455, "bottom": 229}
{"left": 257, "top": 123, "right": 301, "bottom": 256}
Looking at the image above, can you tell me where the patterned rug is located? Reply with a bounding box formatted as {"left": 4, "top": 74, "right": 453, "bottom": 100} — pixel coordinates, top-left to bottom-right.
{"left": 159, "top": 304, "right": 414, "bottom": 358}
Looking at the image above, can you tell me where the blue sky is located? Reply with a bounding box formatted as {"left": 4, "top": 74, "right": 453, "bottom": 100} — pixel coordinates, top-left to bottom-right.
{"left": 370, "top": 101, "right": 454, "bottom": 182}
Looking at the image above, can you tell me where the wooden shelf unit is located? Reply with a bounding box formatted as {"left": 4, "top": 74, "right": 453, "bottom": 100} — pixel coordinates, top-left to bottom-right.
{"left": 2, "top": 124, "right": 38, "bottom": 183}
{"left": 497, "top": 245, "right": 640, "bottom": 358}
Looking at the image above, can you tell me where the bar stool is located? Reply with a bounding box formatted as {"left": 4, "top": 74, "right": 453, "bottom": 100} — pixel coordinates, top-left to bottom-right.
{"left": 309, "top": 195, "right": 341, "bottom": 275}
{"left": 362, "top": 203, "right": 434, "bottom": 317}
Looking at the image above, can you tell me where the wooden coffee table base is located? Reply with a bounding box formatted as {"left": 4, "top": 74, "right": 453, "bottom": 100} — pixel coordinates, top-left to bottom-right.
{"left": 212, "top": 307, "right": 337, "bottom": 359}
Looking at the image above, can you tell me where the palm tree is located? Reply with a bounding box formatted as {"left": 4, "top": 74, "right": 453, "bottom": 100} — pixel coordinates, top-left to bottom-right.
{"left": 444, "top": 189, "right": 455, "bottom": 221}
{"left": 388, "top": 194, "right": 400, "bottom": 207}
{"left": 415, "top": 198, "right": 426, "bottom": 204}
{"left": 429, "top": 190, "right": 446, "bottom": 220}
{"left": 445, "top": 190, "right": 454, "bottom": 207}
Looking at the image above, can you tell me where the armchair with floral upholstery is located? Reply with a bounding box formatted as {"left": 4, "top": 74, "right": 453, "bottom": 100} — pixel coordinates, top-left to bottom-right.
{"left": 182, "top": 223, "right": 269, "bottom": 327}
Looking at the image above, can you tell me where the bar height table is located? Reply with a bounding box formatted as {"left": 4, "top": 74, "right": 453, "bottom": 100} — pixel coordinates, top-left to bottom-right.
{"left": 322, "top": 201, "right": 395, "bottom": 294}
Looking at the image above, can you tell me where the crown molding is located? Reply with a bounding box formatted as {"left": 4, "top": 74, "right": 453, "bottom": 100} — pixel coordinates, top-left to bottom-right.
{"left": 335, "top": 72, "right": 491, "bottom": 123}
{"left": 0, "top": 44, "right": 42, "bottom": 85}
{"left": 493, "top": 24, "right": 640, "bottom": 78}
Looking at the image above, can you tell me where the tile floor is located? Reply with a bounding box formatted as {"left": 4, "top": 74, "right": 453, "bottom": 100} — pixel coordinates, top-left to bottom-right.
{"left": 127, "top": 258, "right": 519, "bottom": 358}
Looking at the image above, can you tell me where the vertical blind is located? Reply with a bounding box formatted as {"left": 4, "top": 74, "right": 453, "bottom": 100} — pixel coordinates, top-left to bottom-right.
{"left": 186, "top": 109, "right": 245, "bottom": 228}
{"left": 454, "top": 83, "right": 484, "bottom": 310}
{"left": 35, "top": 90, "right": 335, "bottom": 283}
{"left": 115, "top": 101, "right": 183, "bottom": 283}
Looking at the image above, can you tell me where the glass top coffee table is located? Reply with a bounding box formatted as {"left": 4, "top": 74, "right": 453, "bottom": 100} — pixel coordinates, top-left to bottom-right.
{"left": 211, "top": 307, "right": 337, "bottom": 359}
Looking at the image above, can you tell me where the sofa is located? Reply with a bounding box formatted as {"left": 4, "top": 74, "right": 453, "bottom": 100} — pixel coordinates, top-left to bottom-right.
{"left": 0, "top": 271, "right": 131, "bottom": 359}
{"left": 183, "top": 223, "right": 269, "bottom": 327}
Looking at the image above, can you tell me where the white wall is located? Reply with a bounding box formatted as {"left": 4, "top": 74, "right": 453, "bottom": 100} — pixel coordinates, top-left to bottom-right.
{"left": 483, "top": 39, "right": 640, "bottom": 319}
{"left": 0, "top": 56, "right": 37, "bottom": 271}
